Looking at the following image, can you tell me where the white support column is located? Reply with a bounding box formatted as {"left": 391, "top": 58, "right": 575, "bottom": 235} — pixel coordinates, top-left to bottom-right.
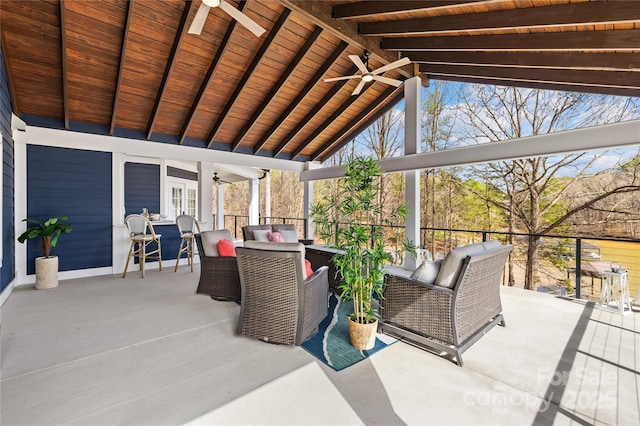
{"left": 303, "top": 162, "right": 319, "bottom": 240}
{"left": 248, "top": 178, "right": 259, "bottom": 225}
{"left": 14, "top": 124, "right": 28, "bottom": 284}
{"left": 216, "top": 184, "right": 225, "bottom": 230}
{"left": 112, "top": 153, "right": 127, "bottom": 274}
{"left": 198, "top": 162, "right": 214, "bottom": 231}
{"left": 404, "top": 76, "right": 422, "bottom": 270}
{"left": 264, "top": 170, "right": 271, "bottom": 224}
{"left": 159, "top": 160, "right": 167, "bottom": 217}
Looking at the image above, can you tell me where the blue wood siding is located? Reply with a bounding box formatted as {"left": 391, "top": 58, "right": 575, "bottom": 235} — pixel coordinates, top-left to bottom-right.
{"left": 123, "top": 163, "right": 180, "bottom": 260}
{"left": 1, "top": 48, "right": 15, "bottom": 291}
{"left": 167, "top": 166, "right": 197, "bottom": 181}
{"left": 152, "top": 223, "right": 180, "bottom": 262}
{"left": 124, "top": 163, "right": 160, "bottom": 217}
{"left": 26, "top": 146, "right": 112, "bottom": 275}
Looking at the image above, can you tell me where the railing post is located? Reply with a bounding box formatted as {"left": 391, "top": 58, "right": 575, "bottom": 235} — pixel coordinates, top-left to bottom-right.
{"left": 575, "top": 238, "right": 582, "bottom": 299}
{"left": 234, "top": 215, "right": 238, "bottom": 239}
{"left": 371, "top": 224, "right": 375, "bottom": 248}
{"left": 482, "top": 231, "right": 487, "bottom": 242}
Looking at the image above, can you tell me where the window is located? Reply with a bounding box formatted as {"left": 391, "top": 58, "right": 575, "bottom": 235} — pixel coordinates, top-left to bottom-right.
{"left": 187, "top": 188, "right": 196, "bottom": 217}
{"left": 168, "top": 180, "right": 197, "bottom": 219}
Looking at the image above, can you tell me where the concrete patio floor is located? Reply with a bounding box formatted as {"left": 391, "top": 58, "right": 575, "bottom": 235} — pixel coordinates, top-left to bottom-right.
{"left": 1, "top": 267, "right": 639, "bottom": 425}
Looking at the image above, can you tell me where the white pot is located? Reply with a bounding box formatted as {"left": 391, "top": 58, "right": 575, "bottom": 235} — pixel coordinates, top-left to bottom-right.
{"left": 35, "top": 256, "right": 59, "bottom": 290}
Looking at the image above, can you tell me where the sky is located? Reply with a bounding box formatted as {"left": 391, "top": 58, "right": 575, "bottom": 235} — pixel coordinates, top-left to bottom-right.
{"left": 347, "top": 80, "right": 640, "bottom": 176}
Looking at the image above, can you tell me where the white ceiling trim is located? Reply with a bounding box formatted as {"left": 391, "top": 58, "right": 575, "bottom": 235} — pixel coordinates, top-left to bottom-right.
{"left": 301, "top": 119, "right": 640, "bottom": 182}
{"left": 23, "top": 127, "right": 307, "bottom": 173}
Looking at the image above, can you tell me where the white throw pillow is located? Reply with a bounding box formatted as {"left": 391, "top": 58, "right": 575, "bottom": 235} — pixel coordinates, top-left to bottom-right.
{"left": 279, "top": 229, "right": 299, "bottom": 243}
{"left": 252, "top": 229, "right": 270, "bottom": 242}
{"left": 410, "top": 259, "right": 443, "bottom": 285}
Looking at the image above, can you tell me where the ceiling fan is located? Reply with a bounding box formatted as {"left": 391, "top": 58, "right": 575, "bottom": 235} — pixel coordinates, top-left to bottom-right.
{"left": 212, "top": 172, "right": 232, "bottom": 186}
{"left": 324, "top": 51, "right": 411, "bottom": 96}
{"left": 188, "top": 0, "right": 266, "bottom": 37}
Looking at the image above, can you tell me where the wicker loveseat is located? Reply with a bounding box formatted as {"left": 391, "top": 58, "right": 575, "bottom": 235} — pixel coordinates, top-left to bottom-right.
{"left": 242, "top": 224, "right": 313, "bottom": 245}
{"left": 194, "top": 230, "right": 241, "bottom": 302}
{"left": 381, "top": 242, "right": 513, "bottom": 366}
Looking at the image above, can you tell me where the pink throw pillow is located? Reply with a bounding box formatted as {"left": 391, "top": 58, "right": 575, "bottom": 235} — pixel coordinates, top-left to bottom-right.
{"left": 267, "top": 231, "right": 284, "bottom": 243}
{"left": 305, "top": 259, "right": 314, "bottom": 278}
{"left": 217, "top": 239, "right": 236, "bottom": 257}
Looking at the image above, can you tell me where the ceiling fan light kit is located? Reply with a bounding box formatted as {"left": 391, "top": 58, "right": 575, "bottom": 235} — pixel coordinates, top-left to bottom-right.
{"left": 324, "top": 51, "right": 410, "bottom": 95}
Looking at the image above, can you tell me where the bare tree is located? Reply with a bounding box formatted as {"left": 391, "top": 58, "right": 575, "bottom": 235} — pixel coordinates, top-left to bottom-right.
{"left": 459, "top": 85, "right": 640, "bottom": 289}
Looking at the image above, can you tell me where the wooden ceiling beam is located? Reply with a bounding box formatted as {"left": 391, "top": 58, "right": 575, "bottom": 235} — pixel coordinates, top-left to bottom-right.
{"left": 179, "top": 1, "right": 244, "bottom": 144}
{"left": 361, "top": 2, "right": 640, "bottom": 36}
{"left": 59, "top": 0, "right": 69, "bottom": 130}
{"left": 255, "top": 40, "right": 348, "bottom": 155}
{"left": 110, "top": 0, "right": 134, "bottom": 136}
{"left": 319, "top": 89, "right": 404, "bottom": 162}
{"left": 382, "top": 29, "right": 640, "bottom": 51}
{"left": 146, "top": 0, "right": 194, "bottom": 140}
{"left": 292, "top": 83, "right": 378, "bottom": 160}
{"left": 278, "top": 0, "right": 410, "bottom": 78}
{"left": 425, "top": 72, "right": 640, "bottom": 98}
{"left": 333, "top": 1, "right": 486, "bottom": 19}
{"left": 272, "top": 64, "right": 358, "bottom": 158}
{"left": 231, "top": 25, "right": 323, "bottom": 152}
{"left": 207, "top": 8, "right": 291, "bottom": 148}
{"left": 409, "top": 51, "right": 640, "bottom": 72}
{"left": 419, "top": 63, "right": 640, "bottom": 91}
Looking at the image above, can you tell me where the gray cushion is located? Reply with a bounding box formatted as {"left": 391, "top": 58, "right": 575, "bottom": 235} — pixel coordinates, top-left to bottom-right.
{"left": 279, "top": 229, "right": 299, "bottom": 243}
{"left": 243, "top": 241, "right": 308, "bottom": 279}
{"left": 435, "top": 242, "right": 486, "bottom": 288}
{"left": 271, "top": 223, "right": 295, "bottom": 232}
{"left": 482, "top": 240, "right": 502, "bottom": 250}
{"left": 243, "top": 224, "right": 272, "bottom": 240}
{"left": 200, "top": 229, "right": 233, "bottom": 257}
{"left": 410, "top": 259, "right": 443, "bottom": 285}
{"left": 252, "top": 229, "right": 270, "bottom": 242}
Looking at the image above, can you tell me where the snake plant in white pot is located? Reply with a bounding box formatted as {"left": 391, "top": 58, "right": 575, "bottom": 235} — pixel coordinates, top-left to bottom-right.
{"left": 311, "top": 156, "right": 415, "bottom": 350}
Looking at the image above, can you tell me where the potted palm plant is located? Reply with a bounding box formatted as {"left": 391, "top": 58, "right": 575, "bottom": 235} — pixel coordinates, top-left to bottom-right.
{"left": 311, "top": 156, "right": 415, "bottom": 350}
{"left": 17, "top": 216, "right": 73, "bottom": 289}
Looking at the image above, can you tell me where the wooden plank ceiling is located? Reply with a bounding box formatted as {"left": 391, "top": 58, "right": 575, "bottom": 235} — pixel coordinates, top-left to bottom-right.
{"left": 2, "top": 0, "right": 639, "bottom": 163}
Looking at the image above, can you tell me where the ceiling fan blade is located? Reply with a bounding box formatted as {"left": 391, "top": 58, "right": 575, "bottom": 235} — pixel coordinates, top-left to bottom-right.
{"left": 324, "top": 75, "right": 361, "bottom": 82}
{"left": 351, "top": 79, "right": 366, "bottom": 96}
{"left": 372, "top": 75, "right": 403, "bottom": 87}
{"left": 371, "top": 56, "right": 411, "bottom": 76}
{"left": 219, "top": 0, "right": 266, "bottom": 37}
{"left": 349, "top": 54, "right": 369, "bottom": 75}
{"left": 188, "top": 3, "right": 211, "bottom": 35}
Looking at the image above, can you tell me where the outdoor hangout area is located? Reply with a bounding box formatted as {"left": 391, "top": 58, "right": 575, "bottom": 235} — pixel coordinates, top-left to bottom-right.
{"left": 2, "top": 0, "right": 640, "bottom": 425}
{"left": 2, "top": 266, "right": 639, "bottom": 425}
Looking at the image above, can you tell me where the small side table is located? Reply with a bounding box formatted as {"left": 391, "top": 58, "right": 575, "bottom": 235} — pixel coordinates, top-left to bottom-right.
{"left": 600, "top": 271, "right": 632, "bottom": 314}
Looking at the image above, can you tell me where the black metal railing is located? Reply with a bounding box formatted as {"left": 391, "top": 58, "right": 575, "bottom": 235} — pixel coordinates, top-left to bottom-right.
{"left": 215, "top": 215, "right": 639, "bottom": 301}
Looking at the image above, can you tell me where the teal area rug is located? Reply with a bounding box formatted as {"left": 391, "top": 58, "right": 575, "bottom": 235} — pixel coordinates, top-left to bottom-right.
{"left": 301, "top": 293, "right": 397, "bottom": 371}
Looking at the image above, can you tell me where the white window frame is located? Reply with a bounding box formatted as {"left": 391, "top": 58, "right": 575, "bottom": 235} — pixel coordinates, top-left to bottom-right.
{"left": 167, "top": 178, "right": 198, "bottom": 220}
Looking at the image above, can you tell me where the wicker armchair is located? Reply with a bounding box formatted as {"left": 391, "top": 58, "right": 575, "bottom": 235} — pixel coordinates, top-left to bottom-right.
{"left": 236, "top": 241, "right": 329, "bottom": 345}
{"left": 194, "top": 230, "right": 241, "bottom": 302}
{"left": 381, "top": 244, "right": 513, "bottom": 366}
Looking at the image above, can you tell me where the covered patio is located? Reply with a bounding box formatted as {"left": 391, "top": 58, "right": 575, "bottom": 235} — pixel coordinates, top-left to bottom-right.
{"left": 2, "top": 270, "right": 639, "bottom": 425}
{"left": 2, "top": 1, "right": 640, "bottom": 424}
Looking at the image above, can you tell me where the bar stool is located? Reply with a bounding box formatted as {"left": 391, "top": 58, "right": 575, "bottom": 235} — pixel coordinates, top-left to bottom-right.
{"left": 175, "top": 215, "right": 201, "bottom": 272}
{"left": 123, "top": 214, "right": 162, "bottom": 278}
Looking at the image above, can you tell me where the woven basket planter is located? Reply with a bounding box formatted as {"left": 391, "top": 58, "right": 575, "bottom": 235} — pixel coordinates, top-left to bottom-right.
{"left": 348, "top": 318, "right": 378, "bottom": 350}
